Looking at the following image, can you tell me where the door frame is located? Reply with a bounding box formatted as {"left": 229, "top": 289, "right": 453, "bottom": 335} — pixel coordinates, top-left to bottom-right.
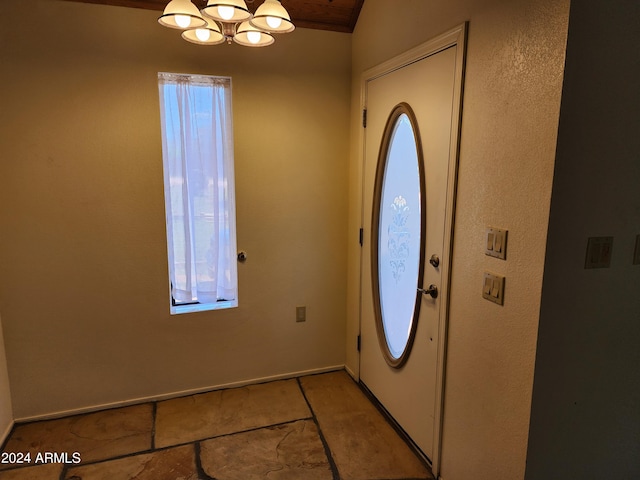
{"left": 357, "top": 23, "right": 467, "bottom": 477}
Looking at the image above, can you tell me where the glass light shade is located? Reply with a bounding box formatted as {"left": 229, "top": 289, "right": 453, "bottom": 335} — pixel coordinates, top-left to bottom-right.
{"left": 158, "top": 0, "right": 207, "bottom": 30}
{"left": 182, "top": 19, "right": 225, "bottom": 45}
{"left": 202, "top": 0, "right": 251, "bottom": 23}
{"left": 250, "top": 0, "right": 294, "bottom": 33}
{"left": 234, "top": 21, "right": 274, "bottom": 47}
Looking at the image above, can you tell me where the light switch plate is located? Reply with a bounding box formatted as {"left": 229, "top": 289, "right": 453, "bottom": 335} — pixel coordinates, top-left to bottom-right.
{"left": 485, "top": 227, "right": 508, "bottom": 260}
{"left": 482, "top": 272, "right": 505, "bottom": 305}
{"left": 585, "top": 236, "right": 613, "bottom": 269}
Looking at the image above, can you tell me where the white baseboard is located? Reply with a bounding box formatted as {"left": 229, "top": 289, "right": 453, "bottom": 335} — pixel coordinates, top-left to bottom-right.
{"left": 15, "top": 364, "right": 345, "bottom": 423}
{"left": 344, "top": 363, "right": 359, "bottom": 381}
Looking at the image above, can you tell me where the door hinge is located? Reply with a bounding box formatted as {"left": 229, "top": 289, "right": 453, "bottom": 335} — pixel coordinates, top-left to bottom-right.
{"left": 362, "top": 108, "right": 367, "bottom": 128}
{"left": 359, "top": 227, "right": 364, "bottom": 246}
{"left": 357, "top": 334, "right": 361, "bottom": 352}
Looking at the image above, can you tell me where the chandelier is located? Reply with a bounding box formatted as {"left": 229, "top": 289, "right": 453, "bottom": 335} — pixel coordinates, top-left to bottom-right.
{"left": 158, "top": 0, "right": 295, "bottom": 47}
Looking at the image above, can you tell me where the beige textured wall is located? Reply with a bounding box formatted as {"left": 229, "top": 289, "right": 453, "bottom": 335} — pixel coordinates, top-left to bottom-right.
{"left": 526, "top": 0, "right": 640, "bottom": 477}
{"left": 0, "top": 0, "right": 350, "bottom": 419}
{"left": 347, "top": 0, "right": 569, "bottom": 478}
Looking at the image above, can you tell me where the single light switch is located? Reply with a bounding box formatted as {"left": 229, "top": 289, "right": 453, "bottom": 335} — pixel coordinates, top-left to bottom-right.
{"left": 483, "top": 276, "right": 492, "bottom": 295}
{"left": 485, "top": 227, "right": 508, "bottom": 260}
{"left": 487, "top": 232, "right": 495, "bottom": 251}
{"left": 491, "top": 279, "right": 500, "bottom": 298}
{"left": 634, "top": 235, "right": 640, "bottom": 265}
{"left": 482, "top": 272, "right": 505, "bottom": 305}
{"left": 495, "top": 232, "right": 503, "bottom": 253}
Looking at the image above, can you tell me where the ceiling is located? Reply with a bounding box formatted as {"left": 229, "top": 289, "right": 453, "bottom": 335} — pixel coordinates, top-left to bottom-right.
{"left": 63, "top": 0, "right": 365, "bottom": 33}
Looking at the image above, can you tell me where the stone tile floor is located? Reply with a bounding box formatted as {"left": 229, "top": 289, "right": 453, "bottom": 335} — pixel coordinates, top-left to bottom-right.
{"left": 0, "top": 371, "right": 433, "bottom": 480}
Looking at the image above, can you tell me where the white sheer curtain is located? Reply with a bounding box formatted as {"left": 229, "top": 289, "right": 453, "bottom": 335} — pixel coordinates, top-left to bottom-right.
{"left": 158, "top": 73, "right": 237, "bottom": 307}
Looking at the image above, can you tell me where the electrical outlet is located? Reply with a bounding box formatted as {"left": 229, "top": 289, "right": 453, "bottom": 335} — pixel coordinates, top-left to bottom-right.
{"left": 296, "top": 306, "right": 306, "bottom": 322}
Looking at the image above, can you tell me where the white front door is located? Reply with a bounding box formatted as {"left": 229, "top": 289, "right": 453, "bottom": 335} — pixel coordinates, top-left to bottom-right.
{"left": 359, "top": 26, "right": 466, "bottom": 467}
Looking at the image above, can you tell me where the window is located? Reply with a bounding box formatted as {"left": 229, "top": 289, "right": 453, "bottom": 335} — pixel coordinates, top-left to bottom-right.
{"left": 158, "top": 72, "right": 238, "bottom": 314}
{"left": 372, "top": 103, "right": 424, "bottom": 368}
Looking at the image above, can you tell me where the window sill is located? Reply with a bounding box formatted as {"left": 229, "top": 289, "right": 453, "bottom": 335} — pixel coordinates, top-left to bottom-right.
{"left": 170, "top": 299, "right": 238, "bottom": 315}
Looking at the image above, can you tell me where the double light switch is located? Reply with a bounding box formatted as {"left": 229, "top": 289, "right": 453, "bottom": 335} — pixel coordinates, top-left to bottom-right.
{"left": 483, "top": 272, "right": 505, "bottom": 305}
{"left": 486, "top": 227, "right": 507, "bottom": 259}
{"left": 584, "top": 236, "right": 613, "bottom": 269}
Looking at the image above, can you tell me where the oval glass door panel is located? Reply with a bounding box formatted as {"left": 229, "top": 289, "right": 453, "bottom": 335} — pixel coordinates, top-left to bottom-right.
{"left": 373, "top": 103, "right": 425, "bottom": 367}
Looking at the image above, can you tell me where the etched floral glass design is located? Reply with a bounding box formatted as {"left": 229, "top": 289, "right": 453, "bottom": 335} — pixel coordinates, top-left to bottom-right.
{"left": 377, "top": 113, "right": 422, "bottom": 360}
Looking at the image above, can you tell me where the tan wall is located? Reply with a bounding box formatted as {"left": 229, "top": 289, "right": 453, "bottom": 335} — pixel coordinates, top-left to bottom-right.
{"left": 0, "top": 0, "right": 350, "bottom": 419}
{"left": 347, "top": 0, "right": 569, "bottom": 478}
{"left": 526, "top": 0, "right": 640, "bottom": 476}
